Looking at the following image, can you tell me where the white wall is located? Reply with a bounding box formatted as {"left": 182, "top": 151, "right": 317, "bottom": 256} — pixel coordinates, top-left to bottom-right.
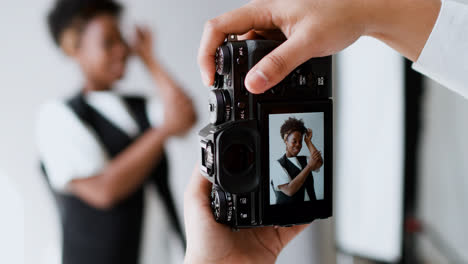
{"left": 0, "top": 1, "right": 330, "bottom": 263}
{"left": 417, "top": 78, "right": 468, "bottom": 263}
{"left": 335, "top": 37, "right": 405, "bottom": 262}
{"left": 0, "top": 170, "right": 25, "bottom": 264}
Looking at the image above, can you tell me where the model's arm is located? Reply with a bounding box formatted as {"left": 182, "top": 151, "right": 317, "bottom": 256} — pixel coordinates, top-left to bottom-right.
{"left": 304, "top": 129, "right": 323, "bottom": 171}
{"left": 305, "top": 142, "right": 323, "bottom": 171}
{"left": 307, "top": 149, "right": 323, "bottom": 171}
{"left": 37, "top": 102, "right": 168, "bottom": 210}
{"left": 305, "top": 141, "right": 318, "bottom": 154}
{"left": 135, "top": 26, "right": 196, "bottom": 135}
{"left": 69, "top": 128, "right": 170, "bottom": 209}
{"left": 278, "top": 164, "right": 313, "bottom": 197}
{"left": 67, "top": 93, "right": 190, "bottom": 210}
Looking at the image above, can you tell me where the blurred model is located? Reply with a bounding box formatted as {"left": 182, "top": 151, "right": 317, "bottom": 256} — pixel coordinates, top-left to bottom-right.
{"left": 36, "top": 1, "right": 196, "bottom": 263}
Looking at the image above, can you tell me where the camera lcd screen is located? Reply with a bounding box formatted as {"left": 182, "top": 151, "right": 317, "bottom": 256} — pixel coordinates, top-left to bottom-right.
{"left": 268, "top": 112, "right": 325, "bottom": 205}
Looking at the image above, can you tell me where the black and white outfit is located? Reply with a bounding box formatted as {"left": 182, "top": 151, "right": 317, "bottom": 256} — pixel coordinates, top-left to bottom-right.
{"left": 36, "top": 91, "right": 183, "bottom": 264}
{"left": 271, "top": 155, "right": 317, "bottom": 204}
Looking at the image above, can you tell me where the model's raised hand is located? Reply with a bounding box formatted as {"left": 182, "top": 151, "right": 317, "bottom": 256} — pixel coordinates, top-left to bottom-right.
{"left": 133, "top": 25, "right": 155, "bottom": 65}
{"left": 304, "top": 128, "right": 313, "bottom": 142}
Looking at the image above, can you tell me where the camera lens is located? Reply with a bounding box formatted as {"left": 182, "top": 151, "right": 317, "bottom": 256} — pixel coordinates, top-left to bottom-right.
{"left": 209, "top": 89, "right": 232, "bottom": 125}
{"left": 222, "top": 143, "right": 254, "bottom": 174}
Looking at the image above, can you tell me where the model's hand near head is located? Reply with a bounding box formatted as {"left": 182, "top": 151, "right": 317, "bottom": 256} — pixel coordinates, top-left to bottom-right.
{"left": 132, "top": 26, "right": 197, "bottom": 137}
{"left": 198, "top": 0, "right": 441, "bottom": 94}
{"left": 132, "top": 25, "right": 156, "bottom": 66}
{"left": 184, "top": 166, "right": 309, "bottom": 264}
{"left": 304, "top": 128, "right": 313, "bottom": 143}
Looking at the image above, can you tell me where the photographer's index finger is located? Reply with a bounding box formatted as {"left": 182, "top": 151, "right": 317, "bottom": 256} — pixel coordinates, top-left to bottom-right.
{"left": 198, "top": 4, "right": 275, "bottom": 86}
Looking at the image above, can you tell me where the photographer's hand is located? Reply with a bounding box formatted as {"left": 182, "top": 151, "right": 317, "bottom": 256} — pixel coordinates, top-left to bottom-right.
{"left": 198, "top": 0, "right": 440, "bottom": 94}
{"left": 184, "top": 166, "right": 309, "bottom": 264}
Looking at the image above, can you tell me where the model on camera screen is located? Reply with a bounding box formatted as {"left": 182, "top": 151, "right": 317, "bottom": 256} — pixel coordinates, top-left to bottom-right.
{"left": 269, "top": 112, "right": 325, "bottom": 205}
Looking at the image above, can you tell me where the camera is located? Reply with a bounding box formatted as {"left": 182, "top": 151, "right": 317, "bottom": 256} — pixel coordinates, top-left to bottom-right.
{"left": 199, "top": 36, "right": 333, "bottom": 228}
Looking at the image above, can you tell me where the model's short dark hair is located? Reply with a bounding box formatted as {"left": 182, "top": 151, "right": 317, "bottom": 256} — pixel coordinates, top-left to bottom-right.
{"left": 47, "top": 0, "right": 123, "bottom": 46}
{"left": 280, "top": 117, "right": 306, "bottom": 140}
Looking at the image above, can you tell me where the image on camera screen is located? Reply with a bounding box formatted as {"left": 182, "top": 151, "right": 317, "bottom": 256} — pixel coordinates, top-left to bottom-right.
{"left": 269, "top": 112, "right": 325, "bottom": 205}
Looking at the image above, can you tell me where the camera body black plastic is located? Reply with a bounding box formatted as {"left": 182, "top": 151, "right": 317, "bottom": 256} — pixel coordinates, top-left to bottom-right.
{"left": 199, "top": 39, "right": 333, "bottom": 228}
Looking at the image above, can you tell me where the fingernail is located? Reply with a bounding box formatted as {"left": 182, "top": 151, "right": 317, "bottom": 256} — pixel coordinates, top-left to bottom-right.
{"left": 246, "top": 69, "right": 268, "bottom": 93}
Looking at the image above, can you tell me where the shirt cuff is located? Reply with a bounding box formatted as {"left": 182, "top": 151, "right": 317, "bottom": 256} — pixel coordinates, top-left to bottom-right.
{"left": 412, "top": 0, "right": 468, "bottom": 98}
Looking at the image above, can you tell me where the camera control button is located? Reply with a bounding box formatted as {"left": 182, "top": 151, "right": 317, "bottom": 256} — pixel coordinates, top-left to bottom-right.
{"left": 240, "top": 213, "right": 248, "bottom": 219}
{"left": 239, "top": 197, "right": 248, "bottom": 204}
{"left": 299, "top": 75, "right": 307, "bottom": 86}
{"left": 216, "top": 46, "right": 232, "bottom": 75}
{"left": 314, "top": 73, "right": 326, "bottom": 87}
{"left": 317, "top": 76, "right": 325, "bottom": 86}
{"left": 213, "top": 73, "right": 224, "bottom": 88}
{"left": 237, "top": 102, "right": 246, "bottom": 109}
{"left": 236, "top": 57, "right": 246, "bottom": 65}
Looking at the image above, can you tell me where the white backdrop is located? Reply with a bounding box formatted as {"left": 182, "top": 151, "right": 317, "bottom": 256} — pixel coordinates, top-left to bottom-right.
{"left": 0, "top": 1, "right": 330, "bottom": 263}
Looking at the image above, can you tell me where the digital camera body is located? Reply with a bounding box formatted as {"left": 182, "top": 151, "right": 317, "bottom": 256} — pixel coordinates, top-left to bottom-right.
{"left": 199, "top": 38, "right": 333, "bottom": 228}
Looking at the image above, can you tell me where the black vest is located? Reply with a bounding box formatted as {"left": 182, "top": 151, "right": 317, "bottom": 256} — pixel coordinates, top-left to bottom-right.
{"left": 40, "top": 93, "right": 185, "bottom": 264}
{"left": 274, "top": 155, "right": 317, "bottom": 204}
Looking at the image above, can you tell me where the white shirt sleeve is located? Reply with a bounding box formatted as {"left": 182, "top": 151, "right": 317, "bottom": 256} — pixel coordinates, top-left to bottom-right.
{"left": 271, "top": 161, "right": 291, "bottom": 191}
{"left": 145, "top": 97, "right": 164, "bottom": 128}
{"left": 36, "top": 100, "right": 110, "bottom": 193}
{"left": 412, "top": 0, "right": 468, "bottom": 98}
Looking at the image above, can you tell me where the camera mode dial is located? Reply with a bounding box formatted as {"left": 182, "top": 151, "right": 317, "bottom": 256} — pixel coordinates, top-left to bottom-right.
{"left": 215, "top": 46, "right": 231, "bottom": 75}
{"left": 209, "top": 89, "right": 232, "bottom": 125}
{"left": 211, "top": 186, "right": 234, "bottom": 224}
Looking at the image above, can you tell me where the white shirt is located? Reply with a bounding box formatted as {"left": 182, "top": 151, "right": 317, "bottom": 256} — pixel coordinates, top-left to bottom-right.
{"left": 271, "top": 156, "right": 311, "bottom": 201}
{"left": 36, "top": 91, "right": 163, "bottom": 192}
{"left": 413, "top": 0, "right": 468, "bottom": 98}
